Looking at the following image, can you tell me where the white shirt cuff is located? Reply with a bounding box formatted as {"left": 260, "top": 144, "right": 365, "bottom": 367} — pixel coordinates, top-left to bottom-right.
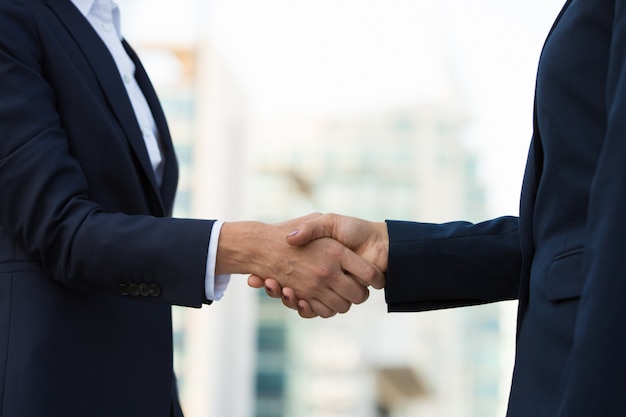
{"left": 205, "top": 220, "right": 231, "bottom": 301}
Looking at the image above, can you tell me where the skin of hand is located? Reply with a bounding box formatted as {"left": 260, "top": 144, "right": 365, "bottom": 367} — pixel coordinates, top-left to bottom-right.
{"left": 248, "top": 213, "right": 389, "bottom": 318}
{"left": 217, "top": 214, "right": 384, "bottom": 318}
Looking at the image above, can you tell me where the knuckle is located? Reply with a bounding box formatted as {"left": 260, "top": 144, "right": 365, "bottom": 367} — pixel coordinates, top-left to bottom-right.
{"left": 325, "top": 243, "right": 344, "bottom": 259}
{"left": 326, "top": 212, "right": 339, "bottom": 221}
{"left": 313, "top": 264, "right": 334, "bottom": 279}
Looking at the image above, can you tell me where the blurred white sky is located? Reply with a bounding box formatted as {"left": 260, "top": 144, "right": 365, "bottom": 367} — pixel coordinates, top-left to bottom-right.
{"left": 121, "top": 0, "right": 566, "bottom": 217}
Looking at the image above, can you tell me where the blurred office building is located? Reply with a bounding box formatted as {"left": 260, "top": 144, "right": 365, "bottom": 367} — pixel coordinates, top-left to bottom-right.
{"left": 246, "top": 102, "right": 515, "bottom": 417}
{"left": 132, "top": 14, "right": 515, "bottom": 417}
{"left": 135, "top": 39, "right": 255, "bottom": 417}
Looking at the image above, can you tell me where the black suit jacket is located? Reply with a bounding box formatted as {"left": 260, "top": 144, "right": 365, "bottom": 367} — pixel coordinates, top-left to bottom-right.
{"left": 385, "top": 1, "right": 626, "bottom": 416}
{"left": 0, "top": 0, "right": 215, "bottom": 415}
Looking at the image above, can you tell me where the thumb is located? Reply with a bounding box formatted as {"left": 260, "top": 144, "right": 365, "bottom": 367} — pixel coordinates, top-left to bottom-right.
{"left": 286, "top": 215, "right": 334, "bottom": 246}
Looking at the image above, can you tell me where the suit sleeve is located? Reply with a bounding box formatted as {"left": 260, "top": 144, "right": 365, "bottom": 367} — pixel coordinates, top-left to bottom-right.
{"left": 0, "top": 0, "right": 213, "bottom": 307}
{"left": 384, "top": 216, "right": 522, "bottom": 312}
{"left": 556, "top": 3, "right": 626, "bottom": 415}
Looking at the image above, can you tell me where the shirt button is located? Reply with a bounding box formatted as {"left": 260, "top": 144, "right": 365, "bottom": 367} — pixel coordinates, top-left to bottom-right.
{"left": 102, "top": 23, "right": 113, "bottom": 32}
{"left": 123, "top": 73, "right": 132, "bottom": 84}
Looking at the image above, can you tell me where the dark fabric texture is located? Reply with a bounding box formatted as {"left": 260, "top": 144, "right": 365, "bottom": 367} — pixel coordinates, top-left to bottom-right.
{"left": 0, "top": 0, "right": 216, "bottom": 415}
{"left": 384, "top": 1, "right": 626, "bottom": 415}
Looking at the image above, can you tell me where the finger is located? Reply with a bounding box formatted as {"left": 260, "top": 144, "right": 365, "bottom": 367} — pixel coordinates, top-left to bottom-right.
{"left": 328, "top": 276, "right": 370, "bottom": 305}
{"left": 351, "top": 283, "right": 370, "bottom": 303}
{"left": 263, "top": 279, "right": 283, "bottom": 298}
{"left": 281, "top": 287, "right": 299, "bottom": 310}
{"left": 247, "top": 274, "right": 265, "bottom": 288}
{"left": 308, "top": 299, "right": 339, "bottom": 319}
{"left": 280, "top": 212, "right": 323, "bottom": 231}
{"left": 297, "top": 299, "right": 317, "bottom": 319}
{"left": 318, "top": 245, "right": 372, "bottom": 303}
{"left": 286, "top": 213, "right": 337, "bottom": 246}
{"left": 340, "top": 247, "right": 386, "bottom": 290}
{"left": 305, "top": 287, "right": 352, "bottom": 314}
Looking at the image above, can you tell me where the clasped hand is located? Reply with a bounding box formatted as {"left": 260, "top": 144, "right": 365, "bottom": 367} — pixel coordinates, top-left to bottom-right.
{"left": 247, "top": 213, "right": 389, "bottom": 318}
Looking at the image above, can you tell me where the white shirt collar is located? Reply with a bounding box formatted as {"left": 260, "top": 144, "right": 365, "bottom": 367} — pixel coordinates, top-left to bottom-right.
{"left": 71, "top": 0, "right": 122, "bottom": 40}
{"left": 70, "top": 0, "right": 96, "bottom": 17}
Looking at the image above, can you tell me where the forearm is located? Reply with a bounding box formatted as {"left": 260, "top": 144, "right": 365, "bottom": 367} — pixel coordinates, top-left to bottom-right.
{"left": 385, "top": 216, "right": 522, "bottom": 311}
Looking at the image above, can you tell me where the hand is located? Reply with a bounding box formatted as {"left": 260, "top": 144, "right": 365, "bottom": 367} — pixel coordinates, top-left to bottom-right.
{"left": 217, "top": 214, "right": 384, "bottom": 318}
{"left": 287, "top": 213, "right": 388, "bottom": 273}
{"left": 248, "top": 213, "right": 389, "bottom": 318}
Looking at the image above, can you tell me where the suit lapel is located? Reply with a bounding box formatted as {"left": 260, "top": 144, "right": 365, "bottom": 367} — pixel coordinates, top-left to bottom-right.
{"left": 123, "top": 41, "right": 179, "bottom": 214}
{"left": 525, "top": 0, "right": 574, "bottom": 199}
{"left": 46, "top": 0, "right": 166, "bottom": 215}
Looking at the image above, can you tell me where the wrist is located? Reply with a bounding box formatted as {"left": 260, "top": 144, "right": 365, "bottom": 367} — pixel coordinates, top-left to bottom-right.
{"left": 373, "top": 221, "right": 389, "bottom": 273}
{"left": 215, "top": 221, "right": 265, "bottom": 275}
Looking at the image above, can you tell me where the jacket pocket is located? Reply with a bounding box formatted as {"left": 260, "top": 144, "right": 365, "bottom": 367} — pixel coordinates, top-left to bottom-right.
{"left": 545, "top": 248, "right": 585, "bottom": 301}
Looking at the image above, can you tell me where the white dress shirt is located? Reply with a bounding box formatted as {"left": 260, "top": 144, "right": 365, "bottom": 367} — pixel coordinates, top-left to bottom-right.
{"left": 70, "top": 0, "right": 229, "bottom": 300}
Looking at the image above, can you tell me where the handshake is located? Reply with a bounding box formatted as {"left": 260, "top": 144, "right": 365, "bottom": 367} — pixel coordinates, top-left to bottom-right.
{"left": 216, "top": 213, "right": 389, "bottom": 319}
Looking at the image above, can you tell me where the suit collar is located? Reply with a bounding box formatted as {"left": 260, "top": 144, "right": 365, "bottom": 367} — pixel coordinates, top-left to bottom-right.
{"left": 70, "top": 0, "right": 123, "bottom": 39}
{"left": 46, "top": 0, "right": 169, "bottom": 216}
{"left": 70, "top": 0, "right": 94, "bottom": 16}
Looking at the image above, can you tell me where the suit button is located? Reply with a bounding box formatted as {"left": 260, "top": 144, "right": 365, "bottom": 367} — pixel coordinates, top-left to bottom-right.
{"left": 150, "top": 284, "right": 161, "bottom": 297}
{"left": 120, "top": 284, "right": 129, "bottom": 295}
{"left": 139, "top": 283, "right": 151, "bottom": 296}
{"left": 129, "top": 283, "right": 139, "bottom": 296}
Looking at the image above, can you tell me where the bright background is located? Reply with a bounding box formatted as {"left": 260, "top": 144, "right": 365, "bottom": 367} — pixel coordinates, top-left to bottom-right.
{"left": 123, "top": 0, "right": 564, "bottom": 215}
{"left": 119, "top": 1, "right": 565, "bottom": 417}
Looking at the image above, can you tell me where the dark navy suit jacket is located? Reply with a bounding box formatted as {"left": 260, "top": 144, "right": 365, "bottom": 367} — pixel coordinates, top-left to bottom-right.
{"left": 0, "top": 0, "right": 215, "bottom": 415}
{"left": 385, "top": 1, "right": 626, "bottom": 416}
